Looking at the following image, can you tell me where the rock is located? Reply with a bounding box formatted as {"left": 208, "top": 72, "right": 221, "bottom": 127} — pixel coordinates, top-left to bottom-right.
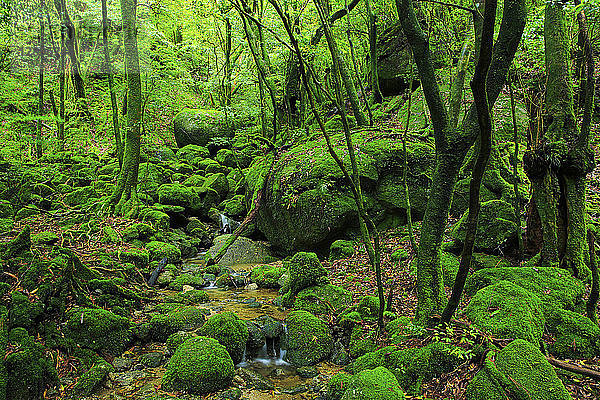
{"left": 199, "top": 311, "right": 249, "bottom": 364}
{"left": 281, "top": 252, "right": 328, "bottom": 307}
{"left": 64, "top": 308, "right": 132, "bottom": 356}
{"left": 173, "top": 108, "right": 237, "bottom": 148}
{"left": 376, "top": 22, "right": 413, "bottom": 97}
{"left": 331, "top": 341, "right": 351, "bottom": 365}
{"left": 137, "top": 163, "right": 169, "bottom": 199}
{"left": 470, "top": 253, "right": 511, "bottom": 270}
{"left": 157, "top": 183, "right": 202, "bottom": 212}
{"left": 161, "top": 336, "right": 235, "bottom": 394}
{"left": 145, "top": 241, "right": 182, "bottom": 263}
{"left": 32, "top": 231, "right": 59, "bottom": 245}
{"left": 245, "top": 321, "right": 266, "bottom": 349}
{"left": 294, "top": 284, "right": 352, "bottom": 315}
{"left": 118, "top": 248, "right": 149, "bottom": 268}
{"left": 176, "top": 144, "right": 210, "bottom": 163}
{"left": 546, "top": 309, "right": 600, "bottom": 359}
{"left": 349, "top": 326, "right": 377, "bottom": 358}
{"left": 168, "top": 274, "right": 205, "bottom": 291}
{"left": 236, "top": 367, "right": 275, "bottom": 390}
{"left": 329, "top": 240, "right": 355, "bottom": 261}
{"left": 357, "top": 296, "right": 380, "bottom": 320}
{"left": 207, "top": 234, "right": 277, "bottom": 266}
{"left": 464, "top": 339, "right": 572, "bottom": 400}
{"left": 465, "top": 281, "right": 544, "bottom": 344}
{"left": 246, "top": 283, "right": 258, "bottom": 290}
{"left": 220, "top": 194, "right": 246, "bottom": 217}
{"left": 341, "top": 366, "right": 405, "bottom": 400}
{"left": 64, "top": 186, "right": 98, "bottom": 206}
{"left": 112, "top": 357, "right": 134, "bottom": 372}
{"left": 284, "top": 310, "right": 333, "bottom": 367}
{"left": 166, "top": 331, "right": 198, "bottom": 354}
{"left": 465, "top": 267, "right": 584, "bottom": 315}
{"left": 451, "top": 200, "right": 517, "bottom": 251}
{"left": 139, "top": 352, "right": 164, "bottom": 368}
{"left": 149, "top": 306, "right": 206, "bottom": 342}
{"left": 72, "top": 351, "right": 114, "bottom": 396}
{"left": 202, "top": 172, "right": 229, "bottom": 200}
{"left": 297, "top": 366, "right": 319, "bottom": 378}
{"left": 250, "top": 264, "right": 285, "bottom": 288}
{"left": 246, "top": 135, "right": 434, "bottom": 253}
{"left": 328, "top": 372, "right": 353, "bottom": 400}
{"left": 253, "top": 315, "right": 283, "bottom": 339}
{"left": 217, "top": 387, "right": 243, "bottom": 400}
{"left": 138, "top": 208, "right": 170, "bottom": 231}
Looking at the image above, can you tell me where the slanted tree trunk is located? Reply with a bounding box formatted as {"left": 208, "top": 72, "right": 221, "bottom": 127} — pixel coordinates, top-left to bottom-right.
{"left": 101, "top": 0, "right": 122, "bottom": 164}
{"left": 397, "top": 0, "right": 527, "bottom": 324}
{"left": 523, "top": 0, "right": 595, "bottom": 277}
{"left": 111, "top": 0, "right": 142, "bottom": 216}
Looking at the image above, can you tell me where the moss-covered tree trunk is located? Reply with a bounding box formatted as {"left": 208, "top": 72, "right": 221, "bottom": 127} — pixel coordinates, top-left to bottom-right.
{"left": 57, "top": 0, "right": 85, "bottom": 99}
{"left": 36, "top": 0, "right": 45, "bottom": 159}
{"left": 102, "top": 0, "right": 122, "bottom": 165}
{"left": 524, "top": 0, "right": 595, "bottom": 277}
{"left": 111, "top": 0, "right": 142, "bottom": 216}
{"left": 365, "top": 0, "right": 382, "bottom": 104}
{"left": 397, "top": 0, "right": 526, "bottom": 324}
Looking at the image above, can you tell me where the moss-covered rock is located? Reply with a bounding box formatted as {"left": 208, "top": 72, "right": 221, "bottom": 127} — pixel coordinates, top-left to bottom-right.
{"left": 451, "top": 200, "right": 517, "bottom": 251}
{"left": 139, "top": 208, "right": 171, "bottom": 231}
{"left": 470, "top": 253, "right": 511, "bottom": 270}
{"left": 161, "top": 336, "right": 235, "bottom": 394}
{"left": 146, "top": 241, "right": 182, "bottom": 263}
{"left": 294, "top": 284, "right": 352, "bottom": 315}
{"left": 341, "top": 366, "right": 405, "bottom": 400}
{"left": 202, "top": 173, "right": 229, "bottom": 199}
{"left": 441, "top": 252, "right": 460, "bottom": 287}
{"left": 168, "top": 273, "right": 206, "bottom": 291}
{"left": 173, "top": 108, "right": 237, "bottom": 148}
{"left": 158, "top": 183, "right": 201, "bottom": 212}
{"left": 284, "top": 310, "right": 333, "bottom": 366}
{"left": 464, "top": 339, "right": 572, "bottom": 400}
{"left": 0, "top": 199, "right": 14, "bottom": 218}
{"left": 72, "top": 350, "right": 114, "bottom": 396}
{"left": 166, "top": 331, "right": 198, "bottom": 354}
{"left": 465, "top": 281, "right": 544, "bottom": 344}
{"left": 122, "top": 223, "right": 156, "bottom": 243}
{"left": 357, "top": 296, "right": 380, "bottom": 320}
{"left": 64, "top": 186, "right": 98, "bottom": 206}
{"left": 220, "top": 194, "right": 246, "bottom": 217}
{"left": 199, "top": 311, "right": 248, "bottom": 364}
{"left": 150, "top": 306, "right": 206, "bottom": 342}
{"left": 31, "top": 231, "right": 59, "bottom": 245}
{"left": 8, "top": 291, "right": 43, "bottom": 331}
{"left": 281, "top": 252, "right": 328, "bottom": 306}
{"left": 546, "top": 309, "right": 600, "bottom": 359}
{"left": 465, "top": 267, "right": 584, "bottom": 315}
{"left": 176, "top": 144, "right": 210, "bottom": 163}
{"left": 250, "top": 264, "right": 285, "bottom": 288}
{"left": 5, "top": 327, "right": 58, "bottom": 400}
{"left": 207, "top": 234, "right": 277, "bottom": 266}
{"left": 327, "top": 372, "right": 353, "bottom": 400}
{"left": 349, "top": 326, "right": 377, "bottom": 358}
{"left": 65, "top": 308, "right": 132, "bottom": 356}
{"left": 329, "top": 240, "right": 355, "bottom": 261}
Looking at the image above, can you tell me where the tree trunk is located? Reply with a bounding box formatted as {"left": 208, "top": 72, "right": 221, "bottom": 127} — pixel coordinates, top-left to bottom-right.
{"left": 58, "top": 5, "right": 66, "bottom": 150}
{"left": 101, "top": 0, "right": 122, "bottom": 165}
{"left": 111, "top": 0, "right": 142, "bottom": 216}
{"left": 365, "top": 0, "right": 382, "bottom": 103}
{"left": 57, "top": 0, "right": 85, "bottom": 99}
{"left": 36, "top": 0, "right": 45, "bottom": 159}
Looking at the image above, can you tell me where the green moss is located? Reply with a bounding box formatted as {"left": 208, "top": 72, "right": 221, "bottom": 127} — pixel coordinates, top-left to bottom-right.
{"left": 158, "top": 183, "right": 201, "bottom": 211}
{"left": 341, "top": 366, "right": 405, "bottom": 400}
{"left": 181, "top": 289, "right": 210, "bottom": 304}
{"left": 284, "top": 310, "right": 334, "bottom": 366}
{"left": 65, "top": 308, "right": 132, "bottom": 356}
{"left": 546, "top": 309, "right": 600, "bottom": 359}
{"left": 470, "top": 253, "right": 510, "bottom": 270}
{"left": 8, "top": 291, "right": 43, "bottom": 331}
{"left": 31, "top": 231, "right": 59, "bottom": 245}
{"left": 186, "top": 218, "right": 210, "bottom": 239}
{"left": 349, "top": 326, "right": 377, "bottom": 358}
{"left": 250, "top": 264, "right": 285, "bottom": 288}
{"left": 146, "top": 241, "right": 182, "bottom": 263}
{"left": 0, "top": 200, "right": 14, "bottom": 218}
{"left": 440, "top": 252, "right": 459, "bottom": 287}
{"left": 390, "top": 248, "right": 409, "bottom": 262}
{"left": 327, "top": 372, "right": 353, "bottom": 400}
{"left": 101, "top": 226, "right": 121, "bottom": 244}
{"left": 64, "top": 186, "right": 98, "bottom": 206}
{"left": 464, "top": 339, "right": 571, "bottom": 400}
{"left": 294, "top": 284, "right": 353, "bottom": 315}
{"left": 5, "top": 328, "right": 58, "bottom": 400}
{"left": 122, "top": 223, "right": 156, "bottom": 242}
{"left": 73, "top": 351, "right": 114, "bottom": 396}
{"left": 357, "top": 296, "right": 380, "bottom": 320}
{"left": 329, "top": 240, "right": 355, "bottom": 261}
{"left": 220, "top": 195, "right": 246, "bottom": 217}
{"left": 176, "top": 144, "right": 210, "bottom": 163}
{"left": 282, "top": 252, "right": 328, "bottom": 306}
{"left": 465, "top": 267, "right": 584, "bottom": 315}
{"left": 173, "top": 108, "right": 236, "bottom": 147}
{"left": 202, "top": 173, "right": 229, "bottom": 199}
{"left": 138, "top": 208, "right": 171, "bottom": 231}
{"left": 199, "top": 311, "right": 248, "bottom": 364}
{"left": 162, "top": 336, "right": 234, "bottom": 394}
{"left": 118, "top": 248, "right": 150, "bottom": 268}
{"left": 168, "top": 274, "right": 205, "bottom": 291}
{"left": 351, "top": 342, "right": 462, "bottom": 395}
{"left": 0, "top": 218, "right": 13, "bottom": 233}
{"left": 166, "top": 331, "right": 197, "bottom": 354}
{"left": 0, "top": 306, "right": 8, "bottom": 400}
{"left": 465, "top": 281, "right": 544, "bottom": 344}
{"left": 150, "top": 306, "right": 206, "bottom": 342}
{"left": 2, "top": 225, "right": 31, "bottom": 260}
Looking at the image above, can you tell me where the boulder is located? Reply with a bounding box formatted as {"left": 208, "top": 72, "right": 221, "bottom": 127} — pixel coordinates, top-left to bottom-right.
{"left": 173, "top": 109, "right": 236, "bottom": 148}
{"left": 464, "top": 339, "right": 572, "bottom": 400}
{"left": 207, "top": 234, "right": 277, "bottom": 266}
{"left": 250, "top": 264, "right": 285, "bottom": 288}
{"left": 149, "top": 306, "right": 206, "bottom": 342}
{"left": 64, "top": 308, "right": 131, "bottom": 356}
{"left": 465, "top": 280, "right": 545, "bottom": 344}
{"left": 161, "top": 336, "right": 234, "bottom": 394}
{"left": 284, "top": 310, "right": 333, "bottom": 366}
{"left": 145, "top": 241, "right": 182, "bottom": 263}
{"left": 376, "top": 22, "right": 413, "bottom": 97}
{"left": 546, "top": 309, "right": 600, "bottom": 359}
{"left": 329, "top": 240, "right": 355, "bottom": 261}
{"left": 280, "top": 252, "right": 328, "bottom": 307}
{"left": 199, "top": 311, "right": 249, "bottom": 364}
{"left": 341, "top": 367, "right": 405, "bottom": 400}
{"left": 294, "top": 284, "right": 352, "bottom": 315}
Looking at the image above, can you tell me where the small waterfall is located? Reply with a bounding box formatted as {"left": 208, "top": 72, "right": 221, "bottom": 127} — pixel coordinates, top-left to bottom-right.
{"left": 205, "top": 280, "right": 218, "bottom": 289}
{"left": 244, "top": 340, "right": 289, "bottom": 366}
{"left": 219, "top": 214, "right": 241, "bottom": 234}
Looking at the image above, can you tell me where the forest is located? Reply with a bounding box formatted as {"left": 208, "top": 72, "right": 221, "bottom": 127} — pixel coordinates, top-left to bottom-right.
{"left": 0, "top": 0, "right": 599, "bottom": 398}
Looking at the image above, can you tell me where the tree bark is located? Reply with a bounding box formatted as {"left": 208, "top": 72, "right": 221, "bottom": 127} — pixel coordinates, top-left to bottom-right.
{"left": 36, "top": 0, "right": 45, "bottom": 159}
{"left": 365, "top": 0, "right": 382, "bottom": 103}
{"left": 56, "top": 0, "right": 85, "bottom": 99}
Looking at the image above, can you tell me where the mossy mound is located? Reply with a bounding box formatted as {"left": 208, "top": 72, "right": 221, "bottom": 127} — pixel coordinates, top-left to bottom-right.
{"left": 5, "top": 327, "right": 58, "bottom": 400}
{"left": 72, "top": 349, "right": 114, "bottom": 396}
{"left": 176, "top": 144, "right": 210, "bottom": 163}
{"left": 464, "top": 339, "right": 572, "bottom": 400}
{"left": 199, "top": 311, "right": 249, "bottom": 364}
{"left": 157, "top": 183, "right": 201, "bottom": 212}
{"left": 221, "top": 194, "right": 246, "bottom": 217}
{"left": 202, "top": 173, "right": 229, "bottom": 199}
{"left": 122, "top": 223, "right": 156, "bottom": 242}
{"left": 451, "top": 200, "right": 517, "bottom": 251}
{"left": 546, "top": 309, "right": 600, "bottom": 359}
{"left": 168, "top": 273, "right": 205, "bottom": 291}
{"left": 357, "top": 296, "right": 380, "bottom": 320}
{"left": 465, "top": 267, "right": 584, "bottom": 314}
{"left": 351, "top": 342, "right": 462, "bottom": 395}
{"left": 150, "top": 306, "right": 206, "bottom": 342}
{"left": 281, "top": 252, "right": 328, "bottom": 307}
{"left": 146, "top": 241, "right": 182, "bottom": 263}
{"left": 207, "top": 234, "right": 277, "bottom": 266}
{"left": 327, "top": 372, "right": 353, "bottom": 400}
{"left": 118, "top": 248, "right": 150, "bottom": 268}
{"left": 329, "top": 240, "right": 355, "bottom": 261}
{"left": 161, "top": 336, "right": 235, "bottom": 394}
{"left": 471, "top": 253, "right": 511, "bottom": 270}
{"left": 284, "top": 310, "right": 334, "bottom": 367}
{"left": 250, "top": 264, "right": 285, "bottom": 288}
{"left": 173, "top": 108, "right": 237, "bottom": 148}
{"left": 464, "top": 281, "right": 544, "bottom": 344}
{"left": 294, "top": 284, "right": 353, "bottom": 315}
{"left": 64, "top": 308, "right": 132, "bottom": 356}
{"left": 340, "top": 367, "right": 405, "bottom": 400}
{"left": 349, "top": 326, "right": 377, "bottom": 358}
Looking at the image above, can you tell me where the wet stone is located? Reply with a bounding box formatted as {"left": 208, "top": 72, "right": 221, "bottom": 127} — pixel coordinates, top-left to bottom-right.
{"left": 217, "top": 387, "right": 243, "bottom": 400}
{"left": 282, "top": 384, "right": 309, "bottom": 394}
{"left": 297, "top": 366, "right": 319, "bottom": 378}
{"left": 108, "top": 370, "right": 148, "bottom": 387}
{"left": 139, "top": 352, "right": 164, "bottom": 368}
{"left": 236, "top": 367, "right": 275, "bottom": 390}
{"left": 112, "top": 357, "right": 134, "bottom": 372}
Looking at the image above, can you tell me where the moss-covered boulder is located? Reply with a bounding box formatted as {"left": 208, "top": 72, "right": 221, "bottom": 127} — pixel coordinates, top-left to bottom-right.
{"left": 246, "top": 134, "right": 434, "bottom": 253}
{"left": 327, "top": 372, "right": 353, "bottom": 400}
{"left": 5, "top": 327, "right": 58, "bottom": 400}
{"left": 250, "top": 264, "right": 285, "bottom": 288}
{"left": 137, "top": 163, "right": 169, "bottom": 199}
{"left": 464, "top": 281, "right": 544, "bottom": 344}
{"left": 281, "top": 252, "right": 328, "bottom": 306}
{"left": 139, "top": 208, "right": 171, "bottom": 231}
{"left": 72, "top": 349, "right": 114, "bottom": 396}
{"left": 341, "top": 367, "right": 405, "bottom": 400}
{"left": 150, "top": 306, "right": 206, "bottom": 342}
{"left": 9, "top": 291, "right": 43, "bottom": 331}
{"left": 220, "top": 194, "right": 246, "bottom": 217}
{"left": 167, "top": 273, "right": 205, "bottom": 291}
{"left": 546, "top": 309, "right": 600, "bottom": 359}
{"left": 329, "top": 240, "right": 355, "bottom": 261}
{"left": 464, "top": 339, "right": 572, "bottom": 400}
{"left": 161, "top": 336, "right": 235, "bottom": 394}
{"left": 451, "top": 200, "right": 517, "bottom": 251}
{"left": 64, "top": 308, "right": 132, "bottom": 356}
{"left": 122, "top": 223, "right": 156, "bottom": 243}
{"left": 64, "top": 186, "right": 98, "bottom": 206}
{"left": 173, "top": 108, "right": 237, "bottom": 148}
{"left": 158, "top": 183, "right": 201, "bottom": 212}
{"left": 294, "top": 284, "right": 353, "bottom": 315}
{"left": 465, "top": 267, "right": 584, "bottom": 314}
{"left": 284, "top": 310, "right": 333, "bottom": 366}
{"left": 199, "top": 311, "right": 248, "bottom": 364}
{"left": 470, "top": 253, "right": 511, "bottom": 270}
{"left": 207, "top": 234, "right": 277, "bottom": 266}
{"left": 202, "top": 172, "right": 229, "bottom": 200}
{"left": 145, "top": 241, "right": 182, "bottom": 263}
{"left": 176, "top": 144, "right": 210, "bottom": 163}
